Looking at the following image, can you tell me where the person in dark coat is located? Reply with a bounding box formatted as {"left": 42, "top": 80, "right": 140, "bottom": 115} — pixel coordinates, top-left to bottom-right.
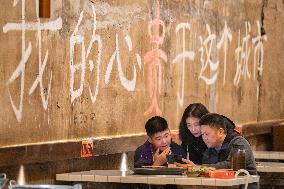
{"left": 179, "top": 103, "right": 238, "bottom": 165}
{"left": 178, "top": 103, "right": 209, "bottom": 165}
{"left": 199, "top": 113, "right": 258, "bottom": 189}
{"left": 134, "top": 116, "right": 186, "bottom": 168}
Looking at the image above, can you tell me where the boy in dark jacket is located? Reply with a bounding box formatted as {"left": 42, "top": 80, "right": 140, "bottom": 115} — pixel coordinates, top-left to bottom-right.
{"left": 134, "top": 116, "right": 186, "bottom": 168}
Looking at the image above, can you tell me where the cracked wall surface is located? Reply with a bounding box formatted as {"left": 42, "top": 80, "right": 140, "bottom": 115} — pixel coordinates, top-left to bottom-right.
{"left": 0, "top": 0, "right": 283, "bottom": 147}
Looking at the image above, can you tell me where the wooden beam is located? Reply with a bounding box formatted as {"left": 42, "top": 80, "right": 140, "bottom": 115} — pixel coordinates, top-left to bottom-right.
{"left": 241, "top": 119, "right": 284, "bottom": 137}
{"left": 0, "top": 135, "right": 147, "bottom": 167}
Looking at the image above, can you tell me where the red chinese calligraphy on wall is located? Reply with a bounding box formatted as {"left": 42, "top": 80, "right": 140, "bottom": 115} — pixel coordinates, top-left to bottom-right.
{"left": 144, "top": 0, "right": 167, "bottom": 116}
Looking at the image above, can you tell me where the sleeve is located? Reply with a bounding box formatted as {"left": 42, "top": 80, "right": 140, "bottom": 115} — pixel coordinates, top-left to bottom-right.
{"left": 202, "top": 149, "right": 230, "bottom": 168}
{"left": 134, "top": 146, "right": 144, "bottom": 168}
{"left": 203, "top": 160, "right": 230, "bottom": 169}
{"left": 172, "top": 142, "right": 187, "bottom": 159}
{"left": 180, "top": 141, "right": 187, "bottom": 152}
{"left": 202, "top": 149, "right": 210, "bottom": 164}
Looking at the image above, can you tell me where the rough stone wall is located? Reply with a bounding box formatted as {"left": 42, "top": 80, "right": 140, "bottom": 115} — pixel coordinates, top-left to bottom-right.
{"left": 0, "top": 0, "right": 283, "bottom": 147}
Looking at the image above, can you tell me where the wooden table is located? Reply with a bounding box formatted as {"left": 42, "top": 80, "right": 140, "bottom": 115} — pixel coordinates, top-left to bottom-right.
{"left": 256, "top": 162, "right": 284, "bottom": 173}
{"left": 254, "top": 151, "right": 284, "bottom": 160}
{"left": 253, "top": 152, "right": 284, "bottom": 188}
{"left": 56, "top": 170, "right": 259, "bottom": 187}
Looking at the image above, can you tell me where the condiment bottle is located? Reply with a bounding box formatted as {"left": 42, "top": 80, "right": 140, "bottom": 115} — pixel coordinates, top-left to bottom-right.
{"left": 230, "top": 144, "right": 246, "bottom": 171}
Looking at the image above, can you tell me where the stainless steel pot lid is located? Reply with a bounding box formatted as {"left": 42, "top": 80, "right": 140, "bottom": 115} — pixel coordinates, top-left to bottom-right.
{"left": 0, "top": 173, "right": 8, "bottom": 188}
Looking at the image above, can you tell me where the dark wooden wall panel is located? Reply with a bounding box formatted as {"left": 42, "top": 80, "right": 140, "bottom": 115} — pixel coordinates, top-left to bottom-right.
{"left": 273, "top": 122, "right": 284, "bottom": 151}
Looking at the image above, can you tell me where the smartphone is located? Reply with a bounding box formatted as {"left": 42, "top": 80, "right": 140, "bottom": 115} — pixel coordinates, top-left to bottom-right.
{"left": 167, "top": 154, "right": 183, "bottom": 164}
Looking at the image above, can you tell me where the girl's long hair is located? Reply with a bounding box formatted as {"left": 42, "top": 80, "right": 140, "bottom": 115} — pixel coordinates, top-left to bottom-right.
{"left": 179, "top": 103, "right": 209, "bottom": 143}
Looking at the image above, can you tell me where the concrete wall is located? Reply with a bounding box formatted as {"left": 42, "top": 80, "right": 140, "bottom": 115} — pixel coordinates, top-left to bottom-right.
{"left": 0, "top": 0, "right": 284, "bottom": 185}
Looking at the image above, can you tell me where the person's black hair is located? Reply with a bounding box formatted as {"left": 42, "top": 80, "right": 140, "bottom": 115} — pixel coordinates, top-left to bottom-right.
{"left": 145, "top": 116, "right": 168, "bottom": 136}
{"left": 199, "top": 113, "right": 228, "bottom": 133}
{"left": 221, "top": 115, "right": 236, "bottom": 134}
{"left": 179, "top": 103, "right": 209, "bottom": 142}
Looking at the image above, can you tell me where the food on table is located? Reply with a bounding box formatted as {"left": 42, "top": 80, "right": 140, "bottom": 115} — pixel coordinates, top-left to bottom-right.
{"left": 142, "top": 165, "right": 166, "bottom": 168}
{"left": 186, "top": 166, "right": 216, "bottom": 177}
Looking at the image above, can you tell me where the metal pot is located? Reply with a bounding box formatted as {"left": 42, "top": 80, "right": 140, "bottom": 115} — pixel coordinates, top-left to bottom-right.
{"left": 0, "top": 173, "right": 8, "bottom": 189}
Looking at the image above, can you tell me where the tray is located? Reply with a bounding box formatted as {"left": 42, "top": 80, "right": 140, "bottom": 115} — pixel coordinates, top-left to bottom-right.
{"left": 133, "top": 167, "right": 186, "bottom": 175}
{"left": 206, "top": 169, "right": 235, "bottom": 179}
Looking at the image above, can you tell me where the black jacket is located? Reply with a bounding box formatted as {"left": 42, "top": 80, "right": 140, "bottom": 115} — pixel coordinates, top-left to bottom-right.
{"left": 181, "top": 134, "right": 207, "bottom": 165}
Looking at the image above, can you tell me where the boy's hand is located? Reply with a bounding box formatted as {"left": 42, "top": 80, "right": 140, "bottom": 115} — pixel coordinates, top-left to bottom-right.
{"left": 175, "top": 158, "right": 196, "bottom": 168}
{"left": 181, "top": 158, "right": 196, "bottom": 166}
{"left": 153, "top": 147, "right": 171, "bottom": 166}
{"left": 174, "top": 162, "right": 188, "bottom": 168}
